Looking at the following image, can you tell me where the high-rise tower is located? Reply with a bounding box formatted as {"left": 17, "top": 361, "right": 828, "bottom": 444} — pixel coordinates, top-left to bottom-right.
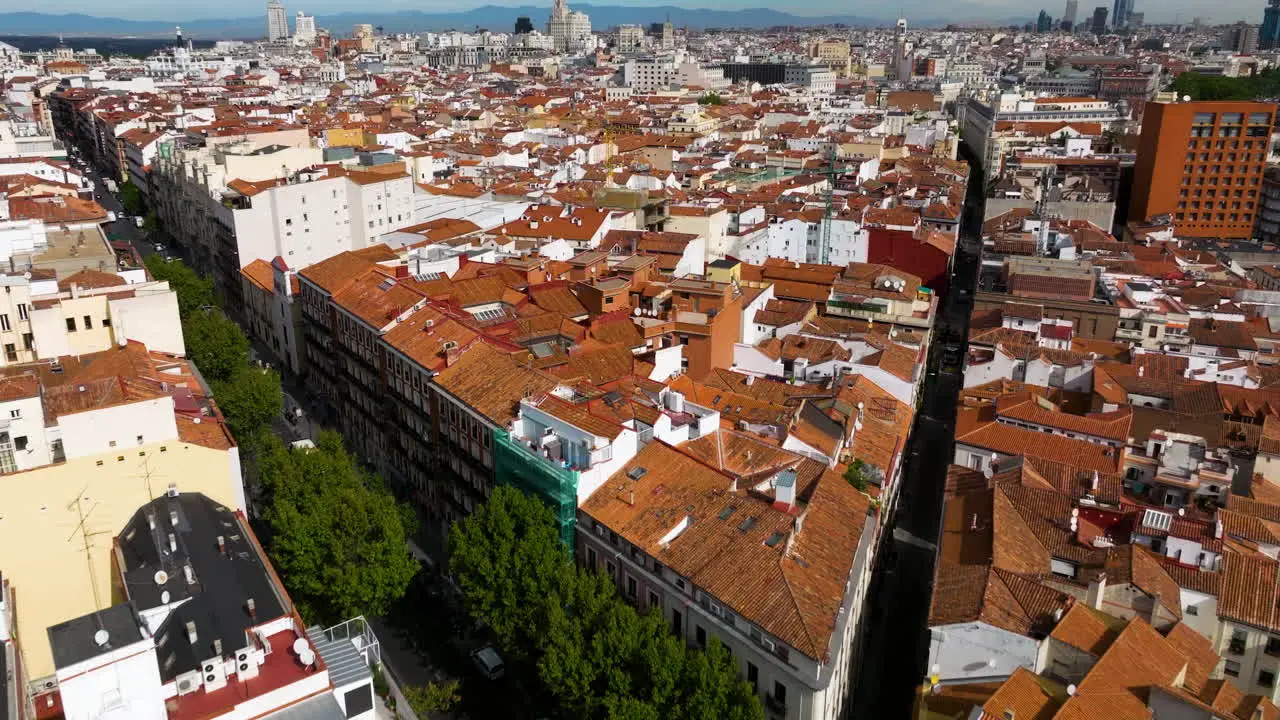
{"left": 266, "top": 0, "right": 288, "bottom": 42}
{"left": 1263, "top": 0, "right": 1280, "bottom": 49}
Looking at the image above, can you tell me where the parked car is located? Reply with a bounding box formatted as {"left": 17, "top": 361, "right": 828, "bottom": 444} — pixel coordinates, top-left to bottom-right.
{"left": 470, "top": 645, "right": 505, "bottom": 680}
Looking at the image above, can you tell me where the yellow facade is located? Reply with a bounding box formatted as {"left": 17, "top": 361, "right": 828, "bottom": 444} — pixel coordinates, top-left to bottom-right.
{"left": 1, "top": 441, "right": 240, "bottom": 680}
{"left": 325, "top": 127, "right": 376, "bottom": 148}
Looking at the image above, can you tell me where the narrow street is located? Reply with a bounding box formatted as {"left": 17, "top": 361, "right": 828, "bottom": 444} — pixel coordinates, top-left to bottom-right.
{"left": 849, "top": 148, "right": 983, "bottom": 719}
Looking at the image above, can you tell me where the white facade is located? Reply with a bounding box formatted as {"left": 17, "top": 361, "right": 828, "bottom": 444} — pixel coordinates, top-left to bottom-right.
{"left": 267, "top": 0, "right": 289, "bottom": 42}
{"left": 294, "top": 13, "right": 317, "bottom": 46}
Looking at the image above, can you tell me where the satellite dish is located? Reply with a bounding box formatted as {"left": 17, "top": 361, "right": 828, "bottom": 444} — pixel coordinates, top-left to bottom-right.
{"left": 633, "top": 307, "right": 641, "bottom": 316}
{"left": 1067, "top": 684, "right": 1077, "bottom": 696}
{"left": 154, "top": 570, "right": 169, "bottom": 585}
{"left": 94, "top": 629, "right": 110, "bottom": 647}
{"left": 1182, "top": 95, "right": 1191, "bottom": 103}
{"left": 298, "top": 648, "right": 316, "bottom": 666}
{"left": 292, "top": 638, "right": 309, "bottom": 655}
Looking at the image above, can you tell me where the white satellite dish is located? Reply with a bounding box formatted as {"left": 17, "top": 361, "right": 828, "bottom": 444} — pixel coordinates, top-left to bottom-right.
{"left": 94, "top": 629, "right": 110, "bottom": 647}
{"left": 154, "top": 570, "right": 169, "bottom": 586}
{"left": 292, "top": 638, "right": 308, "bottom": 655}
{"left": 298, "top": 648, "right": 316, "bottom": 666}
{"left": 1182, "top": 95, "right": 1191, "bottom": 103}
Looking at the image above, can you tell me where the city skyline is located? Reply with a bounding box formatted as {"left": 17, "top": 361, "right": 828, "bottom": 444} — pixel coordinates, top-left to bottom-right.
{"left": 0, "top": 0, "right": 1268, "bottom": 24}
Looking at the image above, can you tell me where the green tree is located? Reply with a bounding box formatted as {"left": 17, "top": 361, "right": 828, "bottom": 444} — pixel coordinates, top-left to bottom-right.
{"left": 843, "top": 459, "right": 872, "bottom": 491}
{"left": 404, "top": 680, "right": 461, "bottom": 715}
{"left": 698, "top": 91, "right": 724, "bottom": 105}
{"left": 448, "top": 485, "right": 576, "bottom": 657}
{"left": 119, "top": 181, "right": 145, "bottom": 215}
{"left": 452, "top": 488, "right": 764, "bottom": 720}
{"left": 184, "top": 310, "right": 250, "bottom": 383}
{"left": 211, "top": 366, "right": 282, "bottom": 441}
{"left": 257, "top": 432, "right": 418, "bottom": 624}
{"left": 145, "top": 256, "right": 213, "bottom": 320}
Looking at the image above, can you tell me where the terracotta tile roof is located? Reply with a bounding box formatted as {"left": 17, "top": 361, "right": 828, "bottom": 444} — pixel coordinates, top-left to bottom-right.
{"left": 239, "top": 259, "right": 275, "bottom": 293}
{"left": 1054, "top": 620, "right": 1188, "bottom": 720}
{"left": 995, "top": 392, "right": 1133, "bottom": 442}
{"left": 59, "top": 269, "right": 126, "bottom": 291}
{"left": 955, "top": 408, "right": 1123, "bottom": 474}
{"left": 1048, "top": 603, "right": 1123, "bottom": 656}
{"left": 527, "top": 281, "right": 588, "bottom": 318}
{"left": 981, "top": 667, "right": 1064, "bottom": 720}
{"left": 581, "top": 441, "right": 872, "bottom": 661}
{"left": 432, "top": 342, "right": 557, "bottom": 426}
{"left": 1219, "top": 551, "right": 1280, "bottom": 633}
{"left": 382, "top": 305, "right": 480, "bottom": 373}
{"left": 553, "top": 345, "right": 637, "bottom": 386}
{"left": 528, "top": 392, "right": 623, "bottom": 440}
{"left": 1162, "top": 622, "right": 1221, "bottom": 695}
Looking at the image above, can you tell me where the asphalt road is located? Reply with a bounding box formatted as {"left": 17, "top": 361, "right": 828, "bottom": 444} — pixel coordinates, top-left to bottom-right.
{"left": 76, "top": 159, "right": 158, "bottom": 266}
{"left": 848, "top": 149, "right": 985, "bottom": 719}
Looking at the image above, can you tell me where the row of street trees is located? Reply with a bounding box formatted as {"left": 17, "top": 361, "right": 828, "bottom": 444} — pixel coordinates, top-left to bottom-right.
{"left": 147, "top": 256, "right": 417, "bottom": 625}
{"left": 450, "top": 486, "right": 765, "bottom": 720}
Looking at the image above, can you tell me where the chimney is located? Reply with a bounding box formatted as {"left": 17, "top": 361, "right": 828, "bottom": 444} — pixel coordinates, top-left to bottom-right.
{"left": 247, "top": 597, "right": 256, "bottom": 619}
{"left": 213, "top": 638, "right": 222, "bottom": 657}
{"left": 185, "top": 620, "right": 198, "bottom": 645}
{"left": 1085, "top": 573, "right": 1106, "bottom": 610}
{"left": 168, "top": 533, "right": 177, "bottom": 553}
{"left": 1215, "top": 518, "right": 1224, "bottom": 539}
{"left": 169, "top": 510, "right": 179, "bottom": 526}
{"left": 146, "top": 512, "right": 156, "bottom": 529}
{"left": 970, "top": 513, "right": 979, "bottom": 531}
{"left": 217, "top": 535, "right": 226, "bottom": 555}
{"left": 1138, "top": 365, "right": 1145, "bottom": 377}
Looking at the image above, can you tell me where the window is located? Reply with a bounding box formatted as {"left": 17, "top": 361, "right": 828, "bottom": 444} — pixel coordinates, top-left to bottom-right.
{"left": 606, "top": 560, "right": 616, "bottom": 578}
{"left": 8, "top": 409, "right": 18, "bottom": 419}
{"left": 65, "top": 317, "right": 76, "bottom": 332}
{"left": 101, "top": 317, "right": 110, "bottom": 328}
{"left": 626, "top": 575, "right": 637, "bottom": 599}
{"left": 16, "top": 304, "right": 27, "bottom": 320}
{"left": 0, "top": 314, "right": 9, "bottom": 332}
{"left": 1262, "top": 670, "right": 1276, "bottom": 688}
{"left": 1186, "top": 604, "right": 1198, "bottom": 616}
{"left": 672, "top": 609, "right": 682, "bottom": 635}
{"left": 13, "top": 436, "right": 27, "bottom": 451}
{"left": 747, "top": 662, "right": 758, "bottom": 691}
{"left": 695, "top": 625, "right": 706, "bottom": 649}
{"left": 773, "top": 681, "right": 787, "bottom": 706}
{"left": 1225, "top": 660, "right": 1241, "bottom": 677}
{"left": 21, "top": 333, "right": 31, "bottom": 350}
{"left": 586, "top": 547, "right": 597, "bottom": 568}
{"left": 1230, "top": 629, "right": 1248, "bottom": 655}
{"left": 2, "top": 344, "right": 12, "bottom": 363}
{"left": 1266, "top": 636, "right": 1280, "bottom": 656}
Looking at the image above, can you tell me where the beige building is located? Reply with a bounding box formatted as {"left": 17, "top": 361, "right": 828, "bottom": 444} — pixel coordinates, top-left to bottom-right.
{"left": 0, "top": 344, "right": 242, "bottom": 688}
{"left": 0, "top": 268, "right": 183, "bottom": 366}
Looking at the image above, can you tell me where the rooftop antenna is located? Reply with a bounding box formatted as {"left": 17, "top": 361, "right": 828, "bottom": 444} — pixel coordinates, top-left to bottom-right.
{"left": 66, "top": 488, "right": 111, "bottom": 612}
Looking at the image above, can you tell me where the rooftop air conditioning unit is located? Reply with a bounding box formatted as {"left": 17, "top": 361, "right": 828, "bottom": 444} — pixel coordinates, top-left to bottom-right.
{"left": 175, "top": 670, "right": 203, "bottom": 696}
{"left": 235, "top": 647, "right": 260, "bottom": 680}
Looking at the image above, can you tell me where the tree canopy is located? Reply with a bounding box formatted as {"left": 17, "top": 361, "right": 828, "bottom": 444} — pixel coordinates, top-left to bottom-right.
{"left": 1169, "top": 70, "right": 1280, "bottom": 102}
{"left": 145, "top": 255, "right": 214, "bottom": 320}
{"left": 184, "top": 310, "right": 250, "bottom": 384}
{"left": 211, "top": 366, "right": 282, "bottom": 441}
{"left": 255, "top": 431, "right": 418, "bottom": 624}
{"left": 119, "top": 181, "right": 146, "bottom": 216}
{"left": 450, "top": 487, "right": 764, "bottom": 720}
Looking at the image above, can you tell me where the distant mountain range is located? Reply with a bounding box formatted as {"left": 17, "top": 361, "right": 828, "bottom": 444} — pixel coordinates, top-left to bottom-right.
{"left": 0, "top": 6, "right": 1030, "bottom": 40}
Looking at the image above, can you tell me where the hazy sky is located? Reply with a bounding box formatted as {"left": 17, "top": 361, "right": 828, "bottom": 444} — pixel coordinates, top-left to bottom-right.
{"left": 0, "top": 0, "right": 1264, "bottom": 23}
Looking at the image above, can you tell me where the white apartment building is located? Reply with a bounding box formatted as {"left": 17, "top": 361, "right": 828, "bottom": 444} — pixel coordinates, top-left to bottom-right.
{"left": 152, "top": 138, "right": 414, "bottom": 310}
{"left": 624, "top": 57, "right": 677, "bottom": 92}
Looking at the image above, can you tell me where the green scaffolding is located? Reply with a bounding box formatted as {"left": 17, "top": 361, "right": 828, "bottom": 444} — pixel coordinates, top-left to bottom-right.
{"left": 493, "top": 429, "right": 579, "bottom": 547}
